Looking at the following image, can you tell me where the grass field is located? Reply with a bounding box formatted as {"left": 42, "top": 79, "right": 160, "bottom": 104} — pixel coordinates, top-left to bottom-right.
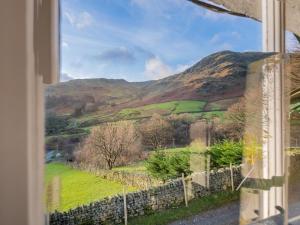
{"left": 45, "top": 163, "right": 137, "bottom": 212}
{"left": 119, "top": 101, "right": 206, "bottom": 118}
{"left": 201, "top": 111, "right": 225, "bottom": 119}
{"left": 128, "top": 191, "right": 239, "bottom": 225}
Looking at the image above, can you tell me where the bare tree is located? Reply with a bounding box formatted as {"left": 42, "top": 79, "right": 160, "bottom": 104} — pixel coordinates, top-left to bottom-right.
{"left": 213, "top": 98, "right": 246, "bottom": 141}
{"left": 140, "top": 114, "right": 174, "bottom": 150}
{"left": 76, "top": 121, "right": 139, "bottom": 170}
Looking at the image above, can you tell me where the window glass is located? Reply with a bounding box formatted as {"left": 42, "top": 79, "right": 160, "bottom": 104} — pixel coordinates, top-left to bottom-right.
{"left": 42, "top": 1, "right": 296, "bottom": 225}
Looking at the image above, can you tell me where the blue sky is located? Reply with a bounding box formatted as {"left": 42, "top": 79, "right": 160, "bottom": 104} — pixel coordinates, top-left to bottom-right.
{"left": 60, "top": 0, "right": 262, "bottom": 82}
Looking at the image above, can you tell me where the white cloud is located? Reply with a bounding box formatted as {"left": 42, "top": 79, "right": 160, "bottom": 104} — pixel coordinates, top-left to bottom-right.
{"left": 144, "top": 57, "right": 192, "bottom": 79}
{"left": 175, "top": 64, "right": 191, "bottom": 73}
{"left": 144, "top": 57, "right": 173, "bottom": 79}
{"left": 65, "top": 11, "right": 93, "bottom": 29}
{"left": 62, "top": 41, "right": 69, "bottom": 48}
{"left": 60, "top": 73, "right": 74, "bottom": 82}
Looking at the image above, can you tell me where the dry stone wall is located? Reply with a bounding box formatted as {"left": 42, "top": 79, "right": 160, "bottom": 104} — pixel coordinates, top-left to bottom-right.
{"left": 50, "top": 166, "right": 242, "bottom": 225}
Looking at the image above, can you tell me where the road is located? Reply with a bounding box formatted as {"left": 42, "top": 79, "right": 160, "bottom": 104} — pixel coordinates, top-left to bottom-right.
{"left": 168, "top": 202, "right": 239, "bottom": 225}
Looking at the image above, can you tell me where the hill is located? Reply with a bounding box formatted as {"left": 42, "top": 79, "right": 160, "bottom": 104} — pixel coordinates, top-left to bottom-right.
{"left": 46, "top": 51, "right": 270, "bottom": 123}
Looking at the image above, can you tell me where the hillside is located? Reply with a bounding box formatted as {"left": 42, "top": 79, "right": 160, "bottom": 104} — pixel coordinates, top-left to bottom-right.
{"left": 46, "top": 51, "right": 270, "bottom": 122}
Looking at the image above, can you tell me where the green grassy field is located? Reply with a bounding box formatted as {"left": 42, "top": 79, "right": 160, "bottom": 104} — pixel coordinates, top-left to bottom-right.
{"left": 128, "top": 191, "right": 239, "bottom": 225}
{"left": 119, "top": 101, "right": 206, "bottom": 118}
{"left": 45, "top": 163, "right": 137, "bottom": 212}
{"left": 201, "top": 111, "right": 225, "bottom": 119}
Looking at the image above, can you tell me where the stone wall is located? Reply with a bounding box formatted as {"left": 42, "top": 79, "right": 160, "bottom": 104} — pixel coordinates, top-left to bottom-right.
{"left": 50, "top": 166, "right": 242, "bottom": 225}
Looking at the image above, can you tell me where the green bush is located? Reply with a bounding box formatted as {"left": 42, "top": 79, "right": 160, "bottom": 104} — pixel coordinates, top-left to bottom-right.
{"left": 209, "top": 140, "right": 243, "bottom": 168}
{"left": 146, "top": 151, "right": 191, "bottom": 182}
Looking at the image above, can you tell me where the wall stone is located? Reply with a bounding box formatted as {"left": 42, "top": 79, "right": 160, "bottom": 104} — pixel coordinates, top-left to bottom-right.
{"left": 50, "top": 166, "right": 242, "bottom": 225}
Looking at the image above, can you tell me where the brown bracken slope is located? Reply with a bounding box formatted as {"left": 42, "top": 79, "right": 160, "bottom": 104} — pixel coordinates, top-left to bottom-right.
{"left": 46, "top": 51, "right": 271, "bottom": 116}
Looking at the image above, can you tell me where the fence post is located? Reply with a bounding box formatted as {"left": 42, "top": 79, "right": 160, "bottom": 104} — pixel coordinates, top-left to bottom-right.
{"left": 230, "top": 163, "right": 234, "bottom": 191}
{"left": 206, "top": 155, "right": 210, "bottom": 189}
{"left": 182, "top": 173, "right": 188, "bottom": 207}
{"left": 123, "top": 187, "right": 128, "bottom": 225}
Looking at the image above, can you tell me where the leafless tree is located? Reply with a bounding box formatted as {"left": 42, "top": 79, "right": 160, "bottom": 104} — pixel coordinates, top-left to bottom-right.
{"left": 213, "top": 98, "right": 246, "bottom": 141}
{"left": 140, "top": 114, "right": 174, "bottom": 150}
{"left": 76, "top": 121, "right": 139, "bottom": 169}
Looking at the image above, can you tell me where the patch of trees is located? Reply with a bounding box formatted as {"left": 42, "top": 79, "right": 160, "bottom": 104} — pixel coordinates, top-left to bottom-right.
{"left": 46, "top": 114, "right": 87, "bottom": 136}
{"left": 75, "top": 114, "right": 194, "bottom": 170}
{"left": 46, "top": 114, "right": 70, "bottom": 136}
{"left": 139, "top": 113, "right": 194, "bottom": 150}
{"left": 139, "top": 114, "right": 174, "bottom": 150}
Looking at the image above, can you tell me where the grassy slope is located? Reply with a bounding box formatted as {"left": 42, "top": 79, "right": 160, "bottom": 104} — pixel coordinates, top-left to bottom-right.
{"left": 128, "top": 191, "right": 239, "bottom": 225}
{"left": 45, "top": 163, "right": 137, "bottom": 212}
{"left": 120, "top": 100, "right": 206, "bottom": 114}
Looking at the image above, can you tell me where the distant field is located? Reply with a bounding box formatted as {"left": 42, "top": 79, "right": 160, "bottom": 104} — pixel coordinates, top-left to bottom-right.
{"left": 119, "top": 100, "right": 206, "bottom": 118}
{"left": 73, "top": 100, "right": 229, "bottom": 128}
{"left": 201, "top": 111, "right": 225, "bottom": 119}
{"left": 45, "top": 163, "right": 137, "bottom": 212}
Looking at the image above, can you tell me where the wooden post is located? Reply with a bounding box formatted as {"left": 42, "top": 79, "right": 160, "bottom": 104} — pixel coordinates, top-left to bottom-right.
{"left": 182, "top": 173, "right": 188, "bottom": 207}
{"left": 230, "top": 163, "right": 234, "bottom": 191}
{"left": 206, "top": 155, "right": 210, "bottom": 189}
{"left": 123, "top": 187, "right": 128, "bottom": 225}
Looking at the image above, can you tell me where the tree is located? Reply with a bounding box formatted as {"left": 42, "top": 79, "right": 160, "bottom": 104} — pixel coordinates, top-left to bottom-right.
{"left": 76, "top": 121, "right": 139, "bottom": 169}
{"left": 167, "top": 114, "right": 194, "bottom": 146}
{"left": 209, "top": 140, "right": 243, "bottom": 168}
{"left": 146, "top": 151, "right": 191, "bottom": 182}
{"left": 213, "top": 98, "right": 246, "bottom": 141}
{"left": 140, "top": 114, "right": 174, "bottom": 150}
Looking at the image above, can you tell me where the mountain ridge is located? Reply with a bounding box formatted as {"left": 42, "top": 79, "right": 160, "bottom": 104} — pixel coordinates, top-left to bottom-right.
{"left": 46, "top": 51, "right": 271, "bottom": 117}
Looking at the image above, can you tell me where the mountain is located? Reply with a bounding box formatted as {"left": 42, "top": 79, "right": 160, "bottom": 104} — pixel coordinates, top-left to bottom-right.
{"left": 46, "top": 51, "right": 270, "bottom": 121}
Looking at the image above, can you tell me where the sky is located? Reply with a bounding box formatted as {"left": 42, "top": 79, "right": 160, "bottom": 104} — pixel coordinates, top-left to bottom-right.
{"left": 60, "top": 0, "right": 262, "bottom": 82}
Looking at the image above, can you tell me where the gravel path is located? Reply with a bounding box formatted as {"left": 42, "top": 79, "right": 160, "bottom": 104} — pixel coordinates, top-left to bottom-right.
{"left": 168, "top": 202, "right": 239, "bottom": 225}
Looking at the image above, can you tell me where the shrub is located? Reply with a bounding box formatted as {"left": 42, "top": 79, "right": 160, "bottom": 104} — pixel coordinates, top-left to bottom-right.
{"left": 146, "top": 151, "right": 191, "bottom": 182}
{"left": 209, "top": 140, "right": 243, "bottom": 168}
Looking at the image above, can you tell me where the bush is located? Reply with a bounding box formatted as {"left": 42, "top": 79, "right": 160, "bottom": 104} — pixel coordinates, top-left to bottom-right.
{"left": 209, "top": 140, "right": 243, "bottom": 168}
{"left": 146, "top": 151, "right": 191, "bottom": 182}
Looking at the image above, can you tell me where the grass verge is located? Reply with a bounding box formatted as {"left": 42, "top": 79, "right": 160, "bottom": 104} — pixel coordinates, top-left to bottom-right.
{"left": 128, "top": 191, "right": 239, "bottom": 225}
